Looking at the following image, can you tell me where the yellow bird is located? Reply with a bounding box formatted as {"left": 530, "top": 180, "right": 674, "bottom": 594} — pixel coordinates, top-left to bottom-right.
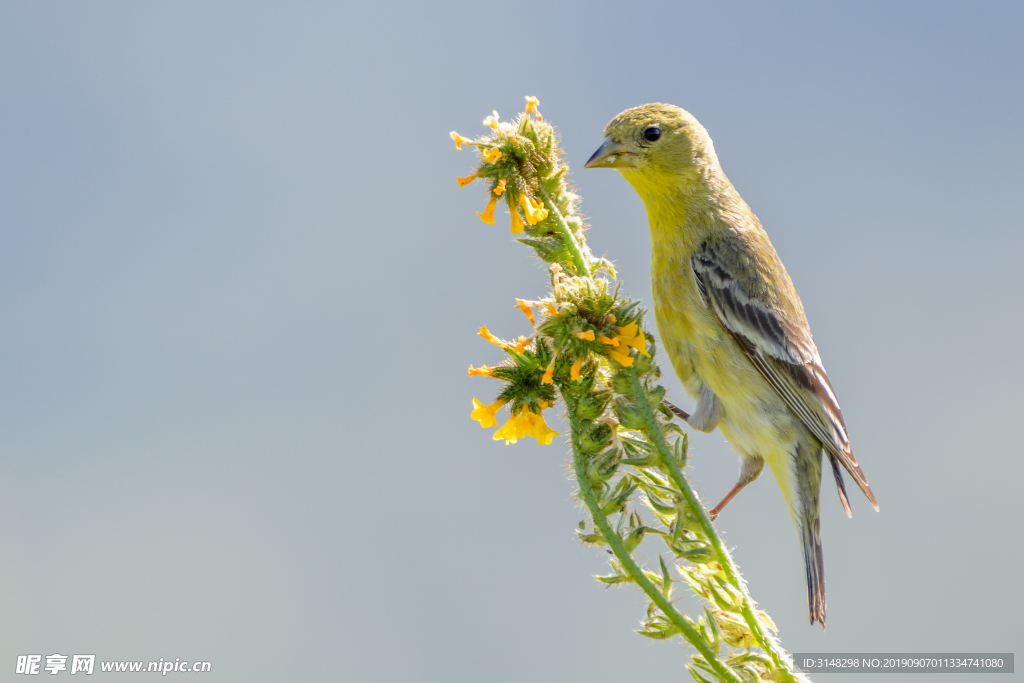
{"left": 585, "top": 104, "right": 877, "bottom": 628}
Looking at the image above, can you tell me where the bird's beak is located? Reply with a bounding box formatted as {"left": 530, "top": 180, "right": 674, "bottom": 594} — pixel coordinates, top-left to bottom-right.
{"left": 584, "top": 136, "right": 636, "bottom": 169}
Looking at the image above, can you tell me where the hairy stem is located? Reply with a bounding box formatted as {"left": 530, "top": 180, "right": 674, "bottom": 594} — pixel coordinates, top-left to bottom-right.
{"left": 623, "top": 368, "right": 796, "bottom": 680}
{"left": 562, "top": 389, "right": 742, "bottom": 683}
{"left": 537, "top": 188, "right": 589, "bottom": 276}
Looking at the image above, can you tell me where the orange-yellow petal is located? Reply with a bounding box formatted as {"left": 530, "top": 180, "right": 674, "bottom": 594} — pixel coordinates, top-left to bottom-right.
{"left": 616, "top": 322, "right": 650, "bottom": 357}
{"left": 514, "top": 300, "right": 535, "bottom": 325}
{"left": 519, "top": 409, "right": 558, "bottom": 444}
{"left": 477, "top": 195, "right": 497, "bottom": 225}
{"left": 514, "top": 410, "right": 538, "bottom": 439}
{"left": 538, "top": 399, "right": 552, "bottom": 410}
{"left": 519, "top": 195, "right": 548, "bottom": 225}
{"left": 616, "top": 322, "right": 639, "bottom": 338}
{"left": 457, "top": 172, "right": 478, "bottom": 187}
{"left": 493, "top": 178, "right": 507, "bottom": 196}
{"left": 542, "top": 350, "right": 559, "bottom": 385}
{"left": 468, "top": 364, "right": 495, "bottom": 377}
{"left": 598, "top": 334, "right": 619, "bottom": 346}
{"left": 483, "top": 111, "right": 501, "bottom": 130}
{"left": 510, "top": 207, "right": 525, "bottom": 234}
{"left": 482, "top": 147, "right": 502, "bottom": 164}
{"left": 450, "top": 131, "right": 476, "bottom": 150}
{"left": 471, "top": 398, "right": 504, "bottom": 429}
{"left": 575, "top": 330, "right": 595, "bottom": 341}
{"left": 524, "top": 96, "right": 542, "bottom": 122}
{"left": 478, "top": 326, "right": 506, "bottom": 348}
{"left": 493, "top": 415, "right": 519, "bottom": 444}
{"left": 608, "top": 348, "right": 634, "bottom": 367}
{"left": 513, "top": 336, "right": 528, "bottom": 353}
{"left": 570, "top": 356, "right": 582, "bottom": 381}
{"left": 546, "top": 302, "right": 558, "bottom": 316}
{"left": 533, "top": 419, "right": 558, "bottom": 445}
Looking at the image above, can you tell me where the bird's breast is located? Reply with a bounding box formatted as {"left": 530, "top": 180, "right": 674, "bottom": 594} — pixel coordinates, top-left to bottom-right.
{"left": 650, "top": 256, "right": 722, "bottom": 396}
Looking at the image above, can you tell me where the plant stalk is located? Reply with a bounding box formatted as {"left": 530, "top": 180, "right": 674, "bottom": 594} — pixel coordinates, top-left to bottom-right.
{"left": 537, "top": 188, "right": 589, "bottom": 275}
{"left": 562, "top": 389, "right": 742, "bottom": 683}
{"left": 623, "top": 368, "right": 796, "bottom": 681}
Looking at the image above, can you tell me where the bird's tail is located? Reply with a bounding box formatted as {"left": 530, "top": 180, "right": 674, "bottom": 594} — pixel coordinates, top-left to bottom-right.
{"left": 795, "top": 440, "right": 826, "bottom": 628}
{"left": 801, "top": 500, "right": 826, "bottom": 628}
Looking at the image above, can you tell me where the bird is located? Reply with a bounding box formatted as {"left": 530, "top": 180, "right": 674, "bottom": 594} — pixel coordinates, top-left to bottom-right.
{"left": 584, "top": 103, "right": 877, "bottom": 628}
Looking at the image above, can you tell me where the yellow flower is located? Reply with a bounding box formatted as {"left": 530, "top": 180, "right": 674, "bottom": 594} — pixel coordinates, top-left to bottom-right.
{"left": 477, "top": 195, "right": 497, "bottom": 225}
{"left": 532, "top": 417, "right": 559, "bottom": 445}
{"left": 482, "top": 147, "right": 503, "bottom": 164}
{"left": 521, "top": 409, "right": 559, "bottom": 444}
{"left": 616, "top": 322, "right": 650, "bottom": 357}
{"left": 608, "top": 348, "right": 634, "bottom": 367}
{"left": 514, "top": 299, "right": 535, "bottom": 325}
{"left": 471, "top": 398, "right": 504, "bottom": 429}
{"left": 570, "top": 356, "right": 582, "bottom": 381}
{"left": 546, "top": 302, "right": 558, "bottom": 316}
{"left": 513, "top": 336, "right": 528, "bottom": 353}
{"left": 575, "top": 330, "right": 595, "bottom": 341}
{"left": 468, "top": 364, "right": 495, "bottom": 377}
{"left": 542, "top": 350, "right": 559, "bottom": 384}
{"left": 457, "top": 172, "right": 478, "bottom": 187}
{"left": 538, "top": 399, "right": 552, "bottom": 410}
{"left": 450, "top": 131, "right": 476, "bottom": 150}
{"left": 510, "top": 207, "right": 524, "bottom": 234}
{"left": 493, "top": 178, "right": 507, "bottom": 196}
{"left": 597, "top": 334, "right": 619, "bottom": 346}
{"left": 493, "top": 414, "right": 520, "bottom": 444}
{"left": 494, "top": 408, "right": 560, "bottom": 445}
{"left": 524, "top": 96, "right": 542, "bottom": 122}
{"left": 478, "top": 325, "right": 508, "bottom": 348}
{"left": 483, "top": 111, "right": 501, "bottom": 130}
{"left": 519, "top": 194, "right": 548, "bottom": 225}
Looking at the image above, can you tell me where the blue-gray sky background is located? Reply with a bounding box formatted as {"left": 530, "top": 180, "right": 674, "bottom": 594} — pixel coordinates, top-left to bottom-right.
{"left": 1, "top": 2, "right": 1021, "bottom": 681}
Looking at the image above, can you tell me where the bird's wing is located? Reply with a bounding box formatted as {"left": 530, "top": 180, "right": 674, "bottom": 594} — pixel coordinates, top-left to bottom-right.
{"left": 692, "top": 240, "right": 877, "bottom": 510}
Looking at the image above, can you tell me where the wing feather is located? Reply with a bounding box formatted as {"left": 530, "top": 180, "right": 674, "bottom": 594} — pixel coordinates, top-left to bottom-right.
{"left": 692, "top": 241, "right": 877, "bottom": 510}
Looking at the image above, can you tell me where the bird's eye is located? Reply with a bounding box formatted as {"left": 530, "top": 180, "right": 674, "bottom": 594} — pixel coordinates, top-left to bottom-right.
{"left": 643, "top": 126, "right": 661, "bottom": 142}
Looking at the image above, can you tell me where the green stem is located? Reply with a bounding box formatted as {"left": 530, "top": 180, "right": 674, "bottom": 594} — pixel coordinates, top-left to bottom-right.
{"left": 562, "top": 389, "right": 742, "bottom": 683}
{"left": 623, "top": 368, "right": 797, "bottom": 681}
{"left": 537, "top": 188, "right": 589, "bottom": 276}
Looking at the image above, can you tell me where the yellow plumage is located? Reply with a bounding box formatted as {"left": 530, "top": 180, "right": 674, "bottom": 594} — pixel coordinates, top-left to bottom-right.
{"left": 586, "top": 104, "right": 878, "bottom": 628}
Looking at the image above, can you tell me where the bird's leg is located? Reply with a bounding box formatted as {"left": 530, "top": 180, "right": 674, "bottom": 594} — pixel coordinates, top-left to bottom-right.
{"left": 708, "top": 457, "right": 764, "bottom": 521}
{"left": 663, "top": 400, "right": 691, "bottom": 421}
{"left": 708, "top": 481, "right": 751, "bottom": 520}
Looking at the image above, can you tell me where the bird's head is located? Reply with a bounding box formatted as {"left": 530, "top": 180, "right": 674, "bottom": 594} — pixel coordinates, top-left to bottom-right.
{"left": 585, "top": 103, "right": 719, "bottom": 199}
